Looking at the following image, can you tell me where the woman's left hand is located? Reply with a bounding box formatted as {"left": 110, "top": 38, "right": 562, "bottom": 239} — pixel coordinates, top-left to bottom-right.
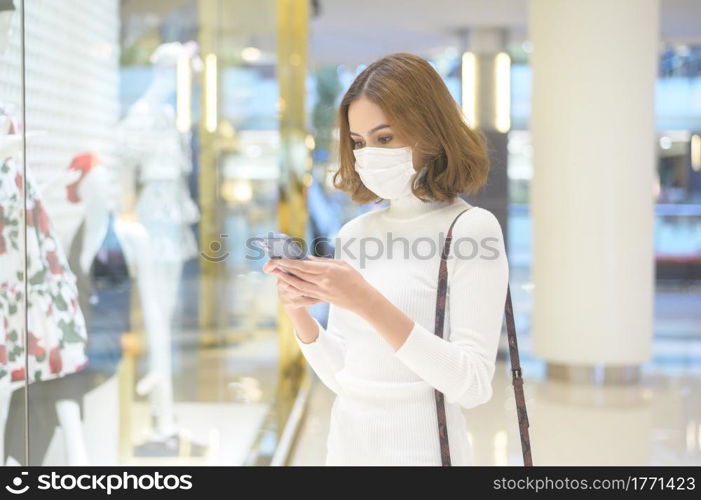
{"left": 269, "top": 255, "right": 377, "bottom": 314}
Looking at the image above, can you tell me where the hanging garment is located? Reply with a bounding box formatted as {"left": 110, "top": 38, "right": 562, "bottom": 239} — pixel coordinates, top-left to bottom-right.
{"left": 0, "top": 154, "right": 89, "bottom": 386}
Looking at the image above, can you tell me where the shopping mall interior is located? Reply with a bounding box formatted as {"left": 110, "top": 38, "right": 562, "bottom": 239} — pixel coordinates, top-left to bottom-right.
{"left": 0, "top": 0, "right": 699, "bottom": 466}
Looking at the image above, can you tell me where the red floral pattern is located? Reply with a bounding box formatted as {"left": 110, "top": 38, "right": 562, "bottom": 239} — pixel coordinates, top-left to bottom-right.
{"left": 0, "top": 156, "right": 88, "bottom": 386}
{"left": 49, "top": 346, "right": 62, "bottom": 374}
{"left": 11, "top": 366, "right": 25, "bottom": 382}
{"left": 46, "top": 250, "right": 62, "bottom": 274}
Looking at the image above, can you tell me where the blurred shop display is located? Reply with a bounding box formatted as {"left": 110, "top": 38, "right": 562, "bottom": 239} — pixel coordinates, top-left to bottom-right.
{"left": 114, "top": 41, "right": 202, "bottom": 454}
{"left": 0, "top": 1, "right": 95, "bottom": 465}
{"left": 0, "top": 2, "right": 92, "bottom": 460}
{"left": 0, "top": 0, "right": 283, "bottom": 465}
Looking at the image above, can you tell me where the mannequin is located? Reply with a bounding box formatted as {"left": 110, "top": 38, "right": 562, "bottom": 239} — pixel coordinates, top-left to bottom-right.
{"left": 0, "top": 1, "right": 90, "bottom": 466}
{"left": 114, "top": 41, "right": 200, "bottom": 452}
{"left": 63, "top": 153, "right": 115, "bottom": 286}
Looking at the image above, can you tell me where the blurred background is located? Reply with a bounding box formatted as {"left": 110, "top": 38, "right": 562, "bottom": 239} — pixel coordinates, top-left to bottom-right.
{"left": 0, "top": 0, "right": 698, "bottom": 466}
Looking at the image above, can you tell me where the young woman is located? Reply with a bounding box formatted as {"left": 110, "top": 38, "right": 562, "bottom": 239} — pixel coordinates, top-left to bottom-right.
{"left": 263, "top": 52, "right": 509, "bottom": 466}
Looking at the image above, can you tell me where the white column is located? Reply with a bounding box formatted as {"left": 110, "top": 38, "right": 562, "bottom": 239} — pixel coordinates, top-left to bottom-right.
{"left": 528, "top": 0, "right": 659, "bottom": 380}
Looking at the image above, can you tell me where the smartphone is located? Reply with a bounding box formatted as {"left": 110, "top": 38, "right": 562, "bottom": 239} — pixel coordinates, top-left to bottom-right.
{"left": 252, "top": 232, "right": 309, "bottom": 262}
{"left": 253, "top": 233, "right": 316, "bottom": 299}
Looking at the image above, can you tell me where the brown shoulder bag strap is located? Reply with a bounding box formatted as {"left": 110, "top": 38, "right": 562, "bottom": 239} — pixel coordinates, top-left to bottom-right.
{"left": 433, "top": 206, "right": 533, "bottom": 466}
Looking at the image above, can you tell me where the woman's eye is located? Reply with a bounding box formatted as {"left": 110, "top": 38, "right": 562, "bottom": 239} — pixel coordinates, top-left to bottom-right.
{"left": 378, "top": 136, "right": 392, "bottom": 144}
{"left": 352, "top": 142, "right": 362, "bottom": 149}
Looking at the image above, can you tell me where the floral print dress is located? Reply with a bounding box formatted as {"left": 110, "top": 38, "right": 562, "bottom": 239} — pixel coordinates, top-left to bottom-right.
{"left": 0, "top": 154, "right": 88, "bottom": 386}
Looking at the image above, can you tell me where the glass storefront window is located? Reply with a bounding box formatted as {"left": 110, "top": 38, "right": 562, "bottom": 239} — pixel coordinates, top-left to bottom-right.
{"left": 0, "top": 0, "right": 310, "bottom": 466}
{"left": 0, "top": 0, "right": 27, "bottom": 466}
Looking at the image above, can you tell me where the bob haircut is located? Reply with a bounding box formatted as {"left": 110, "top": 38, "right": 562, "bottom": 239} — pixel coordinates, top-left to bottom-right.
{"left": 334, "top": 52, "right": 490, "bottom": 204}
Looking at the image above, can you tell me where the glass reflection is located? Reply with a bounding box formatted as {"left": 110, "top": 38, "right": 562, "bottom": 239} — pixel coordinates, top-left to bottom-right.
{"left": 3, "top": 0, "right": 294, "bottom": 466}
{"left": 0, "top": 0, "right": 27, "bottom": 466}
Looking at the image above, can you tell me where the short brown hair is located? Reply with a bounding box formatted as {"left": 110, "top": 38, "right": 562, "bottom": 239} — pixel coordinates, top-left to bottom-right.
{"left": 333, "top": 52, "right": 490, "bottom": 204}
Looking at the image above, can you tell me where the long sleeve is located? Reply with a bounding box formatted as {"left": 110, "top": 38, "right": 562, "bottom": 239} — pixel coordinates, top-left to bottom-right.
{"left": 293, "top": 305, "right": 346, "bottom": 394}
{"left": 393, "top": 209, "right": 509, "bottom": 409}
{"left": 292, "top": 229, "right": 348, "bottom": 395}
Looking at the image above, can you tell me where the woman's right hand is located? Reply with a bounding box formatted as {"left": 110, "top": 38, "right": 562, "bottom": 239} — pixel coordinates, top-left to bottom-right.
{"left": 263, "top": 259, "right": 322, "bottom": 311}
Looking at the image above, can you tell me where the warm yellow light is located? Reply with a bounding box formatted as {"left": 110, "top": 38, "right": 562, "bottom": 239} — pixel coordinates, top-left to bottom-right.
{"left": 205, "top": 53, "right": 218, "bottom": 133}
{"left": 691, "top": 134, "right": 701, "bottom": 172}
{"left": 221, "top": 179, "right": 253, "bottom": 203}
{"left": 241, "top": 46, "right": 261, "bottom": 62}
{"left": 461, "top": 52, "right": 477, "bottom": 128}
{"left": 176, "top": 54, "right": 191, "bottom": 132}
{"left": 495, "top": 52, "right": 511, "bottom": 133}
{"left": 303, "top": 172, "right": 313, "bottom": 187}
{"left": 305, "top": 134, "right": 315, "bottom": 150}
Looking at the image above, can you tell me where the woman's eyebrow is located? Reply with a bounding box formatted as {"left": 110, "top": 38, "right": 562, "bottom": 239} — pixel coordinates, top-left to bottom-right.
{"left": 349, "top": 124, "right": 390, "bottom": 137}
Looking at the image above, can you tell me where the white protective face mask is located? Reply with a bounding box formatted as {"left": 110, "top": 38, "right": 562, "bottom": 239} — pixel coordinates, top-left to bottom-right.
{"left": 352, "top": 145, "right": 419, "bottom": 200}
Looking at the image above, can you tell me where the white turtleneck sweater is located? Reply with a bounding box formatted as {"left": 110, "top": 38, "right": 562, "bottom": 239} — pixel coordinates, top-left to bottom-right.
{"left": 293, "top": 193, "right": 509, "bottom": 466}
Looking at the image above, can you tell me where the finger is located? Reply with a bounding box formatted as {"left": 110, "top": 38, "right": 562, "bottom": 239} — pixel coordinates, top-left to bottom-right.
{"left": 277, "top": 264, "right": 319, "bottom": 282}
{"left": 273, "top": 268, "right": 320, "bottom": 295}
{"left": 291, "top": 289, "right": 325, "bottom": 303}
{"left": 272, "top": 267, "right": 314, "bottom": 285}
{"left": 291, "top": 295, "right": 322, "bottom": 306}
{"left": 309, "top": 254, "right": 342, "bottom": 266}
{"left": 276, "top": 258, "right": 327, "bottom": 274}
{"left": 277, "top": 278, "right": 303, "bottom": 296}
{"left": 280, "top": 282, "right": 322, "bottom": 303}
